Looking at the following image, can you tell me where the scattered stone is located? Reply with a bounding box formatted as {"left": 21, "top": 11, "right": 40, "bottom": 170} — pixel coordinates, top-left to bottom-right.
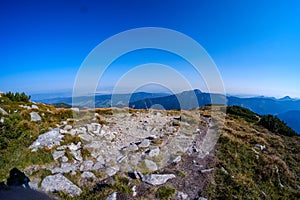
{"left": 51, "top": 162, "right": 79, "bottom": 174}
{"left": 61, "top": 156, "right": 69, "bottom": 163}
{"left": 171, "top": 156, "right": 181, "bottom": 163}
{"left": 177, "top": 191, "right": 188, "bottom": 200}
{"left": 138, "top": 139, "right": 151, "bottom": 148}
{"left": 132, "top": 185, "right": 137, "bottom": 197}
{"left": 29, "top": 128, "right": 63, "bottom": 151}
{"left": 221, "top": 167, "right": 229, "bottom": 174}
{"left": 31, "top": 105, "right": 39, "bottom": 109}
{"left": 200, "top": 168, "right": 215, "bottom": 173}
{"left": 52, "top": 150, "right": 65, "bottom": 161}
{"left": 81, "top": 171, "right": 96, "bottom": 179}
{"left": 0, "top": 117, "right": 4, "bottom": 123}
{"left": 142, "top": 174, "right": 176, "bottom": 186}
{"left": 146, "top": 146, "right": 160, "bottom": 157}
{"left": 41, "top": 173, "right": 82, "bottom": 197}
{"left": 125, "top": 143, "right": 139, "bottom": 151}
{"left": 198, "top": 197, "right": 208, "bottom": 200}
{"left": 79, "top": 133, "right": 94, "bottom": 142}
{"left": 255, "top": 144, "right": 266, "bottom": 151}
{"left": 144, "top": 159, "right": 158, "bottom": 171}
{"left": 0, "top": 107, "right": 8, "bottom": 115}
{"left": 30, "top": 112, "right": 41, "bottom": 122}
{"left": 106, "top": 192, "right": 117, "bottom": 200}
{"left": 68, "top": 142, "right": 81, "bottom": 151}
{"left": 117, "top": 155, "right": 127, "bottom": 163}
{"left": 64, "top": 125, "right": 73, "bottom": 131}
{"left": 105, "top": 165, "right": 120, "bottom": 177}
{"left": 80, "top": 160, "right": 94, "bottom": 171}
{"left": 70, "top": 150, "right": 83, "bottom": 162}
{"left": 71, "top": 107, "right": 80, "bottom": 112}
{"left": 92, "top": 161, "right": 104, "bottom": 170}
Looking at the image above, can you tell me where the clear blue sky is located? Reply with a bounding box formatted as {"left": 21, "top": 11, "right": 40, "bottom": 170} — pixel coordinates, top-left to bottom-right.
{"left": 1, "top": 0, "right": 299, "bottom": 97}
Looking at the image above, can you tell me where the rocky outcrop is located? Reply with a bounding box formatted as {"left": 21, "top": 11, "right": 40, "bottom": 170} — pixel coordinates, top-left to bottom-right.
{"left": 142, "top": 174, "right": 176, "bottom": 186}
{"left": 29, "top": 128, "right": 63, "bottom": 151}
{"left": 41, "top": 174, "right": 82, "bottom": 197}
{"left": 30, "top": 112, "right": 41, "bottom": 122}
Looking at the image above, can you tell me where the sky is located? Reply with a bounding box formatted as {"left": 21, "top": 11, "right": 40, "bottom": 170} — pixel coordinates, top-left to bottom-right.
{"left": 0, "top": 0, "right": 300, "bottom": 98}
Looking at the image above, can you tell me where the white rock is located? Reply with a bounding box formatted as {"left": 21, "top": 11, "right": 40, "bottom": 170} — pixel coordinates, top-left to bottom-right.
{"left": 61, "top": 156, "right": 69, "bottom": 163}
{"left": 71, "top": 107, "right": 80, "bottom": 112}
{"left": 146, "top": 147, "right": 160, "bottom": 157}
{"left": 106, "top": 192, "right": 117, "bottom": 200}
{"left": 80, "top": 160, "right": 94, "bottom": 171}
{"left": 81, "top": 171, "right": 96, "bottom": 179}
{"left": 0, "top": 107, "right": 8, "bottom": 115}
{"left": 68, "top": 142, "right": 81, "bottom": 151}
{"left": 171, "top": 156, "right": 181, "bottom": 163}
{"left": 138, "top": 139, "right": 151, "bottom": 148}
{"left": 177, "top": 191, "right": 188, "bottom": 200}
{"left": 142, "top": 174, "right": 176, "bottom": 186}
{"left": 31, "top": 105, "right": 39, "bottom": 109}
{"left": 41, "top": 173, "right": 82, "bottom": 197}
{"left": 64, "top": 125, "right": 73, "bottom": 131}
{"left": 132, "top": 185, "right": 137, "bottom": 197}
{"left": 52, "top": 150, "right": 65, "bottom": 161}
{"left": 105, "top": 165, "right": 120, "bottom": 176}
{"left": 144, "top": 159, "right": 158, "bottom": 171}
{"left": 29, "top": 128, "right": 63, "bottom": 151}
{"left": 30, "top": 112, "right": 41, "bottom": 122}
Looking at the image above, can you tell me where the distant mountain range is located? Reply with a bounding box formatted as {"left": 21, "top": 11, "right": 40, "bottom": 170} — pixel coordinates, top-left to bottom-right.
{"left": 34, "top": 89, "right": 300, "bottom": 134}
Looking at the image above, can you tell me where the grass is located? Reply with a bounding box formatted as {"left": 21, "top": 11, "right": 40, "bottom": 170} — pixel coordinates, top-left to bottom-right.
{"left": 156, "top": 186, "right": 176, "bottom": 200}
{"left": 204, "top": 113, "right": 300, "bottom": 199}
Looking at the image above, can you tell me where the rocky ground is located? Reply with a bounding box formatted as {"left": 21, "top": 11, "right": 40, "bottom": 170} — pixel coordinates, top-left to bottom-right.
{"left": 19, "top": 107, "right": 222, "bottom": 199}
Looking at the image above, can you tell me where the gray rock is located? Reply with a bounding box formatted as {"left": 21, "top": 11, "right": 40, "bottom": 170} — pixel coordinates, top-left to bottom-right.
{"left": 30, "top": 112, "right": 41, "bottom": 122}
{"left": 132, "top": 185, "right": 137, "bottom": 197}
{"left": 0, "top": 117, "right": 4, "bottom": 123}
{"left": 105, "top": 165, "right": 120, "bottom": 176}
{"left": 171, "top": 156, "right": 181, "bottom": 163}
{"left": 177, "top": 191, "right": 188, "bottom": 200}
{"left": 142, "top": 174, "right": 176, "bottom": 185}
{"left": 29, "top": 128, "right": 63, "bottom": 151}
{"left": 51, "top": 162, "right": 79, "bottom": 174}
{"left": 79, "top": 133, "right": 94, "bottom": 142}
{"left": 0, "top": 107, "right": 8, "bottom": 115}
{"left": 200, "top": 168, "right": 215, "bottom": 173}
{"left": 64, "top": 125, "right": 73, "bottom": 131}
{"left": 71, "top": 150, "right": 83, "bottom": 162}
{"left": 61, "top": 156, "right": 69, "bottom": 163}
{"left": 81, "top": 171, "right": 96, "bottom": 179}
{"left": 52, "top": 150, "right": 65, "bottom": 161}
{"left": 144, "top": 159, "right": 158, "bottom": 171}
{"left": 92, "top": 161, "right": 104, "bottom": 170}
{"left": 138, "top": 139, "right": 150, "bottom": 148}
{"left": 68, "top": 142, "right": 81, "bottom": 151}
{"left": 198, "top": 197, "right": 208, "bottom": 200}
{"left": 106, "top": 192, "right": 117, "bottom": 200}
{"left": 146, "top": 147, "right": 160, "bottom": 157}
{"left": 80, "top": 160, "right": 94, "bottom": 171}
{"left": 41, "top": 173, "right": 82, "bottom": 197}
{"left": 126, "top": 143, "right": 139, "bottom": 151}
{"left": 255, "top": 144, "right": 266, "bottom": 151}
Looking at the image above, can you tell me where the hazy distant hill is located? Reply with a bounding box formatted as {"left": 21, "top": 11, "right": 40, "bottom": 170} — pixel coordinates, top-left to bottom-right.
{"left": 277, "top": 110, "right": 300, "bottom": 134}
{"left": 35, "top": 90, "right": 300, "bottom": 133}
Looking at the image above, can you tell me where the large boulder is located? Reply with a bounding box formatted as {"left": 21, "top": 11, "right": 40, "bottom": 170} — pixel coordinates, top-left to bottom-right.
{"left": 29, "top": 128, "right": 63, "bottom": 151}
{"left": 30, "top": 112, "right": 41, "bottom": 122}
{"left": 41, "top": 174, "right": 82, "bottom": 197}
{"left": 142, "top": 174, "right": 176, "bottom": 186}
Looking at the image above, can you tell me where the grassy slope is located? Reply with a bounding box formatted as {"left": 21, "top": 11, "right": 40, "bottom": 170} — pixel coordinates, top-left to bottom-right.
{"left": 205, "top": 109, "right": 300, "bottom": 199}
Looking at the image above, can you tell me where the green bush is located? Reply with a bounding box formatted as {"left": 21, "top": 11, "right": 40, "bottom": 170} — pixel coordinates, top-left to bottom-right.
{"left": 258, "top": 115, "right": 297, "bottom": 136}
{"left": 156, "top": 186, "right": 176, "bottom": 200}
{"left": 227, "top": 106, "right": 259, "bottom": 122}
